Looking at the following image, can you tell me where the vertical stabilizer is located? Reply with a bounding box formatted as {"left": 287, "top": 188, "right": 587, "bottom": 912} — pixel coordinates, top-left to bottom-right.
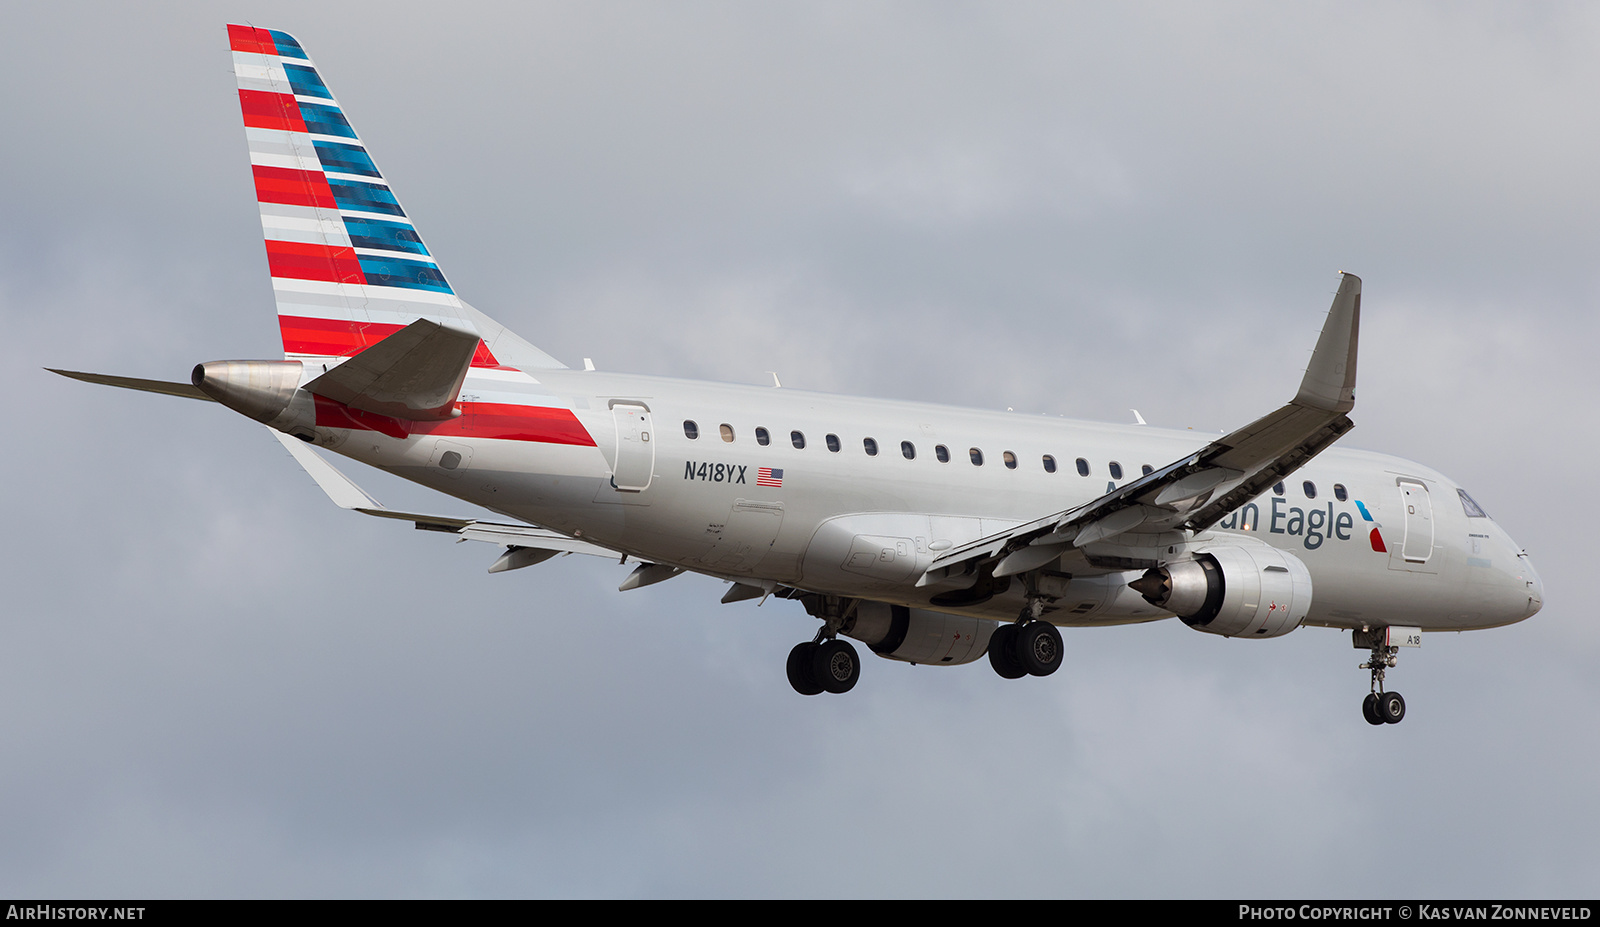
{"left": 227, "top": 25, "right": 565, "bottom": 371}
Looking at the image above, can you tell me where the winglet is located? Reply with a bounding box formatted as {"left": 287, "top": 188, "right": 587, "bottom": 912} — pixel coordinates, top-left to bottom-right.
{"left": 1293, "top": 273, "right": 1361, "bottom": 414}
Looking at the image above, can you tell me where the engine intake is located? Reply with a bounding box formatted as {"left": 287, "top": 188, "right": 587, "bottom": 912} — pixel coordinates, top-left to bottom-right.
{"left": 1130, "top": 545, "right": 1312, "bottom": 638}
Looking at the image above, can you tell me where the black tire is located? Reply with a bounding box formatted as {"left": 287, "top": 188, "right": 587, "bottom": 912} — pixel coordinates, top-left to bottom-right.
{"left": 1016, "top": 621, "right": 1064, "bottom": 677}
{"left": 988, "top": 624, "right": 1026, "bottom": 679}
{"left": 1378, "top": 690, "right": 1406, "bottom": 724}
{"left": 786, "top": 642, "right": 824, "bottom": 696}
{"left": 1362, "top": 692, "right": 1384, "bottom": 725}
{"left": 812, "top": 639, "right": 860, "bottom": 694}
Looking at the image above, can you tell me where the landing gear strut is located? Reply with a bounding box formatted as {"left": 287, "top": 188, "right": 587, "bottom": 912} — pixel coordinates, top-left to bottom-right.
{"left": 1359, "top": 637, "right": 1406, "bottom": 725}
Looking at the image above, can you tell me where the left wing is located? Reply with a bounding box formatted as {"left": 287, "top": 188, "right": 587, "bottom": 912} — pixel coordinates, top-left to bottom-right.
{"left": 919, "top": 273, "right": 1361, "bottom": 588}
{"left": 268, "top": 428, "right": 621, "bottom": 566}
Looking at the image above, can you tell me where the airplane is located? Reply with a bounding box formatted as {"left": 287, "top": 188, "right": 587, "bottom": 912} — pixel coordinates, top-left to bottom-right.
{"left": 50, "top": 25, "right": 1544, "bottom": 725}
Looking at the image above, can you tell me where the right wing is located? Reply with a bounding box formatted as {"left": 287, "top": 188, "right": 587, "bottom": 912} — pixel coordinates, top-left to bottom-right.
{"left": 920, "top": 272, "right": 1361, "bottom": 587}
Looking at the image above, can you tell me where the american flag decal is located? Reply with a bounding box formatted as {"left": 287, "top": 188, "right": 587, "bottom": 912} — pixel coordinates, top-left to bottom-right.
{"left": 757, "top": 467, "right": 784, "bottom": 488}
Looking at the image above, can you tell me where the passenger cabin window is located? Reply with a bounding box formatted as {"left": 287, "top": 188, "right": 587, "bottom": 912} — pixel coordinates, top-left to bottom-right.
{"left": 1043, "top": 455, "right": 1057, "bottom": 473}
{"left": 902, "top": 441, "right": 916, "bottom": 460}
{"left": 1459, "top": 489, "right": 1489, "bottom": 518}
{"left": 755, "top": 427, "right": 770, "bottom": 446}
{"left": 1273, "top": 482, "right": 1285, "bottom": 496}
{"left": 970, "top": 448, "right": 984, "bottom": 466}
{"left": 1334, "top": 483, "right": 1348, "bottom": 502}
{"left": 825, "top": 434, "right": 841, "bottom": 453}
{"left": 791, "top": 430, "right": 805, "bottom": 449}
{"left": 1002, "top": 451, "right": 1017, "bottom": 469}
{"left": 1109, "top": 461, "right": 1124, "bottom": 481}
{"left": 683, "top": 420, "right": 699, "bottom": 440}
{"left": 1076, "top": 458, "right": 1090, "bottom": 477}
{"left": 864, "top": 437, "right": 879, "bottom": 456}
{"left": 719, "top": 423, "right": 735, "bottom": 443}
{"left": 1142, "top": 464, "right": 1154, "bottom": 476}
{"left": 935, "top": 445, "right": 950, "bottom": 463}
{"left": 1303, "top": 480, "right": 1317, "bottom": 499}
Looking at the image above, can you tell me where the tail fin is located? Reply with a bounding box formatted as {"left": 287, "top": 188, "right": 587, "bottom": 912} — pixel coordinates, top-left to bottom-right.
{"left": 227, "top": 25, "right": 565, "bottom": 371}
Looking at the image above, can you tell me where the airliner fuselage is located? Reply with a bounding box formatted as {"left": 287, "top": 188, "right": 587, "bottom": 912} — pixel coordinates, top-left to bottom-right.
{"left": 52, "top": 25, "right": 1544, "bottom": 725}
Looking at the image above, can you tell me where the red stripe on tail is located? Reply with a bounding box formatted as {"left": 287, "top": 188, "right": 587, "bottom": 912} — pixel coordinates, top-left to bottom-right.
{"left": 251, "top": 165, "right": 336, "bottom": 208}
{"left": 265, "top": 241, "right": 366, "bottom": 286}
{"left": 228, "top": 25, "right": 278, "bottom": 56}
{"left": 279, "top": 315, "right": 501, "bottom": 367}
{"left": 238, "top": 90, "right": 307, "bottom": 133}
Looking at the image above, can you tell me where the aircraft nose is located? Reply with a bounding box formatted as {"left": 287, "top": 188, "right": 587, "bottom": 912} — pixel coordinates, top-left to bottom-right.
{"left": 1520, "top": 552, "right": 1544, "bottom": 618}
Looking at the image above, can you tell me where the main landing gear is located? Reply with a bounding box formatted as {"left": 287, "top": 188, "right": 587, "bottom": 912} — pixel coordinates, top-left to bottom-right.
{"left": 1359, "top": 634, "right": 1406, "bottom": 725}
{"left": 988, "top": 620, "right": 1064, "bottom": 679}
{"left": 787, "top": 634, "right": 860, "bottom": 695}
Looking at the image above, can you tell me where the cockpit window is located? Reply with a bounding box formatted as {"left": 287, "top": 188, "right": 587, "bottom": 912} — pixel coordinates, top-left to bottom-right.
{"left": 1458, "top": 489, "right": 1488, "bottom": 518}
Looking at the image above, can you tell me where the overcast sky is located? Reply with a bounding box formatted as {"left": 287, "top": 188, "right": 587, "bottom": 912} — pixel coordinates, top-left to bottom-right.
{"left": 3, "top": 1, "right": 1597, "bottom": 898}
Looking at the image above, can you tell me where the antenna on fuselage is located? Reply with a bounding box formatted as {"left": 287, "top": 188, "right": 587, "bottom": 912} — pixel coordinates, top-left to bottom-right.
{"left": 767, "top": 372, "right": 782, "bottom": 388}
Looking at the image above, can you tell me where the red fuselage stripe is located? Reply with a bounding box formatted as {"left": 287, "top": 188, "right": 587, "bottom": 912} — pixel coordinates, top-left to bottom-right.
{"left": 312, "top": 396, "right": 595, "bottom": 446}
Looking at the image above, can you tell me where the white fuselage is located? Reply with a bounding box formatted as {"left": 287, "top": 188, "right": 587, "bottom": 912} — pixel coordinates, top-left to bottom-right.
{"left": 304, "top": 367, "right": 1543, "bottom": 635}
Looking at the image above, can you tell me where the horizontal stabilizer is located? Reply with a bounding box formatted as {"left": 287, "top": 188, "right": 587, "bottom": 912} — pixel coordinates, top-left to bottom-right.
{"left": 49, "top": 368, "right": 215, "bottom": 402}
{"left": 304, "top": 318, "right": 479, "bottom": 420}
{"left": 268, "top": 428, "right": 619, "bottom": 558}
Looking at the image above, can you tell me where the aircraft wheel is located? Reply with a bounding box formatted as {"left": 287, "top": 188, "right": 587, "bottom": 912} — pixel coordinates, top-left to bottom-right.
{"left": 988, "top": 624, "right": 1026, "bottom": 679}
{"left": 1016, "top": 621, "right": 1064, "bottom": 677}
{"left": 812, "top": 639, "right": 860, "bottom": 694}
{"left": 1362, "top": 693, "right": 1384, "bottom": 726}
{"left": 787, "top": 642, "right": 824, "bottom": 696}
{"left": 1377, "top": 690, "right": 1406, "bottom": 724}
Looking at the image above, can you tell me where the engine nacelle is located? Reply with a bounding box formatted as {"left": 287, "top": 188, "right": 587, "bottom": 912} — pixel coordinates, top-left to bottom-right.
{"left": 844, "top": 601, "right": 996, "bottom": 665}
{"left": 1129, "top": 545, "right": 1312, "bottom": 638}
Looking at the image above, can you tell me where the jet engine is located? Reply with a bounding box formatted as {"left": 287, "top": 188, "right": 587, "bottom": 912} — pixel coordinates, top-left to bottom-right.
{"left": 1128, "top": 545, "right": 1312, "bottom": 638}
{"left": 844, "top": 601, "right": 996, "bottom": 665}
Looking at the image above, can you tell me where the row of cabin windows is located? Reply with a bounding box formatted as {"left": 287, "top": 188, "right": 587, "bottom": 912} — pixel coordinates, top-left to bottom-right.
{"left": 686, "top": 423, "right": 1483, "bottom": 519}
{"left": 683, "top": 420, "right": 1156, "bottom": 477}
{"left": 686, "top": 421, "right": 1383, "bottom": 506}
{"left": 1274, "top": 480, "right": 1349, "bottom": 502}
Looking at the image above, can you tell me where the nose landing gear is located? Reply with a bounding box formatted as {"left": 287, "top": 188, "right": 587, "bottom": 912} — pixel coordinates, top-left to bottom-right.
{"left": 1356, "top": 627, "right": 1418, "bottom": 725}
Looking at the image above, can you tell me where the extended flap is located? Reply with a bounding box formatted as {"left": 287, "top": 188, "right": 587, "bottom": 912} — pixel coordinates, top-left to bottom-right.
{"left": 305, "top": 318, "right": 480, "bottom": 420}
